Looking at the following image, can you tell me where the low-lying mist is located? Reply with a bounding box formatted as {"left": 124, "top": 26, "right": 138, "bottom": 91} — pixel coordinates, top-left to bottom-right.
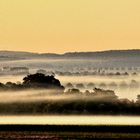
{"left": 0, "top": 89, "right": 116, "bottom": 103}
{"left": 0, "top": 89, "right": 66, "bottom": 103}
{"left": 0, "top": 88, "right": 139, "bottom": 115}
{"left": 0, "top": 74, "right": 140, "bottom": 101}
{"left": 0, "top": 70, "right": 139, "bottom": 115}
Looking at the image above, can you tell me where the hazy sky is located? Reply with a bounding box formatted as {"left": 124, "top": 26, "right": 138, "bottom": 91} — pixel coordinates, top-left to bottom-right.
{"left": 0, "top": 0, "right": 140, "bottom": 53}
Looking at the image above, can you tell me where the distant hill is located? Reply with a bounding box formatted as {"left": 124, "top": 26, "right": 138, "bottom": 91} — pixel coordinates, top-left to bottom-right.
{"left": 0, "top": 49, "right": 140, "bottom": 60}
{"left": 0, "top": 51, "right": 38, "bottom": 60}
{"left": 62, "top": 50, "right": 140, "bottom": 58}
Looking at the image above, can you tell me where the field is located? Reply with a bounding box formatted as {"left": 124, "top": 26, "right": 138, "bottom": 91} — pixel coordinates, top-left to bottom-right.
{"left": 0, "top": 54, "right": 140, "bottom": 139}
{"left": 0, "top": 125, "right": 140, "bottom": 139}
{"left": 1, "top": 131, "right": 140, "bottom": 139}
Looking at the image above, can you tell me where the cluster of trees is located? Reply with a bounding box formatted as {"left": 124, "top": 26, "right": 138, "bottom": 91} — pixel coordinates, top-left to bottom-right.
{"left": 1, "top": 90, "right": 140, "bottom": 115}
{"left": 55, "top": 71, "right": 135, "bottom": 76}
{"left": 0, "top": 73, "right": 64, "bottom": 91}
{"left": 0, "top": 73, "right": 140, "bottom": 115}
{"left": 66, "top": 80, "right": 140, "bottom": 90}
{"left": 54, "top": 66, "right": 139, "bottom": 77}
{"left": 65, "top": 88, "right": 118, "bottom": 100}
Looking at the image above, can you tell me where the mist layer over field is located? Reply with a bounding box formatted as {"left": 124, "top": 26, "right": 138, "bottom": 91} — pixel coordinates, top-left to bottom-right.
{"left": 59, "top": 75, "right": 140, "bottom": 101}
{"left": 0, "top": 58, "right": 139, "bottom": 116}
{"left": 0, "top": 58, "right": 139, "bottom": 101}
{"left": 0, "top": 90, "right": 66, "bottom": 103}
{"left": 0, "top": 74, "right": 139, "bottom": 101}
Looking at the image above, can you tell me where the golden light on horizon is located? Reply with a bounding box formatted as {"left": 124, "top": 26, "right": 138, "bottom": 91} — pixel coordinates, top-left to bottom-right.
{"left": 0, "top": 0, "right": 140, "bottom": 53}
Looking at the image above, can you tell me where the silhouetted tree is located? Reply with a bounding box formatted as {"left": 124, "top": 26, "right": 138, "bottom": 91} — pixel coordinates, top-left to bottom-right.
{"left": 132, "top": 72, "right": 137, "bottom": 76}
{"left": 84, "top": 90, "right": 90, "bottom": 95}
{"left": 87, "top": 82, "right": 95, "bottom": 89}
{"left": 123, "top": 72, "right": 129, "bottom": 76}
{"left": 0, "top": 82, "right": 5, "bottom": 90}
{"left": 76, "top": 83, "right": 85, "bottom": 89}
{"left": 93, "top": 88, "right": 118, "bottom": 101}
{"left": 66, "top": 88, "right": 80, "bottom": 94}
{"left": 66, "top": 83, "right": 74, "bottom": 88}
{"left": 136, "top": 95, "right": 140, "bottom": 104}
{"left": 23, "top": 73, "right": 64, "bottom": 90}
{"left": 115, "top": 72, "right": 121, "bottom": 76}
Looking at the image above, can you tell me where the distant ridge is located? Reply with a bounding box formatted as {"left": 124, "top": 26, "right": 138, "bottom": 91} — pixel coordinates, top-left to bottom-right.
{"left": 0, "top": 49, "right": 140, "bottom": 60}
{"left": 64, "top": 50, "right": 140, "bottom": 59}
{"left": 41, "top": 49, "right": 140, "bottom": 58}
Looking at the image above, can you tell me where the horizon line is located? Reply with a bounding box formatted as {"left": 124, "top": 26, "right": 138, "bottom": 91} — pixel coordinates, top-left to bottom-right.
{"left": 0, "top": 49, "right": 140, "bottom": 55}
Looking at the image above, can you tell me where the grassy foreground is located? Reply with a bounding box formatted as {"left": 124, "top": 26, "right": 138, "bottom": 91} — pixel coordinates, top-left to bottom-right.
{"left": 0, "top": 131, "right": 140, "bottom": 139}
{"left": 0, "top": 125, "right": 140, "bottom": 139}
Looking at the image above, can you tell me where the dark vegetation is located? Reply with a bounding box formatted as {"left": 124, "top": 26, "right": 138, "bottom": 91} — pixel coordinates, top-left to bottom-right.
{"left": 0, "top": 73, "right": 64, "bottom": 91}
{"left": 0, "top": 73, "right": 140, "bottom": 115}
{"left": 0, "top": 95, "right": 140, "bottom": 115}
{"left": 1, "top": 125, "right": 140, "bottom": 139}
{"left": 55, "top": 70, "right": 131, "bottom": 76}
{"left": 65, "top": 80, "right": 140, "bottom": 90}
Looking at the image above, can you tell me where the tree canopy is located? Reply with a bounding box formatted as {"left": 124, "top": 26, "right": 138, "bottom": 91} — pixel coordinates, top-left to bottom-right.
{"left": 23, "top": 73, "right": 64, "bottom": 90}
{"left": 0, "top": 73, "right": 64, "bottom": 91}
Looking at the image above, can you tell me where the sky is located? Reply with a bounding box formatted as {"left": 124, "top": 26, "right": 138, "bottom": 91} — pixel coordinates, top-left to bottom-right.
{"left": 0, "top": 0, "right": 140, "bottom": 53}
